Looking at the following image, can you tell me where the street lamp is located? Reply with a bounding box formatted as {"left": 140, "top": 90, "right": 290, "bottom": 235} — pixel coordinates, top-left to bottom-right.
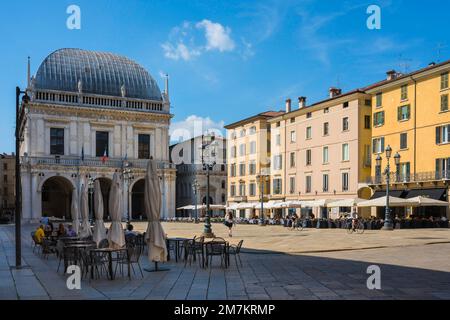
{"left": 87, "top": 176, "right": 94, "bottom": 225}
{"left": 192, "top": 178, "right": 200, "bottom": 223}
{"left": 122, "top": 161, "right": 134, "bottom": 226}
{"left": 257, "top": 172, "right": 269, "bottom": 226}
{"left": 377, "top": 145, "right": 401, "bottom": 230}
{"left": 15, "top": 86, "right": 30, "bottom": 268}
{"left": 201, "top": 133, "right": 216, "bottom": 238}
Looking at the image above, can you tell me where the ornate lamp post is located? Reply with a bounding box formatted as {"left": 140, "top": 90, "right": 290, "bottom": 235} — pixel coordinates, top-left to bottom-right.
{"left": 122, "top": 161, "right": 134, "bottom": 226}
{"left": 201, "top": 133, "right": 217, "bottom": 238}
{"left": 376, "top": 145, "right": 401, "bottom": 231}
{"left": 257, "top": 172, "right": 269, "bottom": 226}
{"left": 87, "top": 176, "right": 94, "bottom": 225}
{"left": 192, "top": 178, "right": 200, "bottom": 223}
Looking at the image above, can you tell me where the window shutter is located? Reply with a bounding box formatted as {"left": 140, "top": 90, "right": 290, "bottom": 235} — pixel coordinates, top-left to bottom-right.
{"left": 381, "top": 137, "right": 385, "bottom": 152}
{"left": 436, "top": 126, "right": 441, "bottom": 144}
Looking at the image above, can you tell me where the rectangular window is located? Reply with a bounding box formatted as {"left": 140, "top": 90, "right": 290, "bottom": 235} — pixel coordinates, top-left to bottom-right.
{"left": 397, "top": 105, "right": 411, "bottom": 121}
{"left": 342, "top": 143, "right": 349, "bottom": 161}
{"left": 290, "top": 131, "right": 296, "bottom": 143}
{"left": 441, "top": 94, "right": 449, "bottom": 112}
{"left": 305, "top": 176, "right": 312, "bottom": 193}
{"left": 342, "top": 172, "right": 349, "bottom": 191}
{"left": 342, "top": 117, "right": 349, "bottom": 131}
{"left": 249, "top": 141, "right": 256, "bottom": 154}
{"left": 289, "top": 177, "right": 296, "bottom": 194}
{"left": 442, "top": 72, "right": 449, "bottom": 90}
{"left": 249, "top": 161, "right": 256, "bottom": 175}
{"left": 323, "top": 146, "right": 329, "bottom": 164}
{"left": 401, "top": 85, "right": 408, "bottom": 100}
{"left": 373, "top": 111, "right": 385, "bottom": 126}
{"left": 400, "top": 133, "right": 408, "bottom": 149}
{"left": 95, "top": 131, "right": 109, "bottom": 157}
{"left": 239, "top": 163, "right": 246, "bottom": 176}
{"left": 376, "top": 93, "right": 382, "bottom": 107}
{"left": 274, "top": 155, "right": 283, "bottom": 170}
{"left": 290, "top": 152, "right": 296, "bottom": 168}
{"left": 249, "top": 183, "right": 256, "bottom": 196}
{"left": 50, "top": 128, "right": 64, "bottom": 155}
{"left": 372, "top": 137, "right": 385, "bottom": 154}
{"left": 323, "top": 174, "right": 329, "bottom": 192}
{"left": 364, "top": 115, "right": 371, "bottom": 129}
{"left": 323, "top": 122, "right": 329, "bottom": 136}
{"left": 436, "top": 125, "right": 450, "bottom": 144}
{"left": 306, "top": 149, "right": 312, "bottom": 166}
{"left": 138, "top": 134, "right": 150, "bottom": 159}
{"left": 273, "top": 178, "right": 282, "bottom": 195}
{"left": 306, "top": 126, "right": 312, "bottom": 139}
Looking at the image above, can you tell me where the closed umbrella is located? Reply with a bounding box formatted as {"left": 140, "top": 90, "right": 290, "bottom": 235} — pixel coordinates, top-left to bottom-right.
{"left": 79, "top": 183, "right": 92, "bottom": 238}
{"left": 92, "top": 180, "right": 107, "bottom": 245}
{"left": 108, "top": 173, "right": 125, "bottom": 248}
{"left": 144, "top": 159, "right": 168, "bottom": 272}
{"left": 71, "top": 186, "right": 80, "bottom": 235}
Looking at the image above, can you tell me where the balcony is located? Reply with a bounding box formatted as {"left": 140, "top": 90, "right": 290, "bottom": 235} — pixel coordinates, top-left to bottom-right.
{"left": 24, "top": 156, "right": 175, "bottom": 170}
{"left": 366, "top": 171, "right": 450, "bottom": 185}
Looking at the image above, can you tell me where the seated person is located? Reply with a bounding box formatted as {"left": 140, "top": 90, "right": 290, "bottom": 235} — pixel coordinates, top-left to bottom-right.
{"left": 34, "top": 225, "right": 45, "bottom": 244}
{"left": 66, "top": 225, "right": 77, "bottom": 237}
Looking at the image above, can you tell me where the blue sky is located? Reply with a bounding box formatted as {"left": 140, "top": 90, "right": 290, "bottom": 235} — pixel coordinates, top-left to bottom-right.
{"left": 0, "top": 0, "right": 449, "bottom": 151}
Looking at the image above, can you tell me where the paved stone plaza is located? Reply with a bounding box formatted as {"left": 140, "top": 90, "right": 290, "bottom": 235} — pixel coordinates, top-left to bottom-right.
{"left": 1, "top": 222, "right": 450, "bottom": 300}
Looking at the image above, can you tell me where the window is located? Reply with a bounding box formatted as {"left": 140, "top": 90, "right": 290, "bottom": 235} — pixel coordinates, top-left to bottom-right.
{"left": 273, "top": 178, "right": 282, "bottom": 195}
{"left": 364, "top": 115, "right": 371, "bottom": 129}
{"left": 441, "top": 72, "right": 449, "bottom": 90}
{"left": 230, "top": 146, "right": 236, "bottom": 158}
{"left": 306, "top": 127, "right": 312, "bottom": 139}
{"left": 138, "top": 134, "right": 150, "bottom": 159}
{"left": 400, "top": 133, "right": 408, "bottom": 149}
{"left": 436, "top": 125, "right": 450, "bottom": 144}
{"left": 230, "top": 185, "right": 236, "bottom": 197}
{"left": 342, "top": 172, "right": 349, "bottom": 191}
{"left": 365, "top": 99, "right": 372, "bottom": 107}
{"left": 274, "top": 155, "right": 283, "bottom": 170}
{"left": 401, "top": 85, "right": 408, "bottom": 100}
{"left": 275, "top": 134, "right": 281, "bottom": 146}
{"left": 376, "top": 93, "right": 382, "bottom": 107}
{"left": 342, "top": 143, "right": 349, "bottom": 161}
{"left": 373, "top": 111, "right": 385, "bottom": 126}
{"left": 441, "top": 94, "right": 449, "bottom": 112}
{"left": 397, "top": 105, "right": 410, "bottom": 121}
{"left": 95, "top": 131, "right": 109, "bottom": 157}
{"left": 249, "top": 141, "right": 256, "bottom": 154}
{"left": 306, "top": 149, "right": 312, "bottom": 166}
{"left": 305, "top": 176, "right": 312, "bottom": 193}
{"left": 50, "top": 128, "right": 64, "bottom": 155}
{"left": 372, "top": 137, "right": 385, "bottom": 154}
{"left": 323, "top": 122, "right": 329, "bottom": 136}
{"left": 239, "top": 144, "right": 246, "bottom": 156}
{"left": 249, "top": 161, "right": 256, "bottom": 175}
{"left": 290, "top": 152, "right": 296, "bottom": 168}
{"left": 249, "top": 126, "right": 256, "bottom": 134}
{"left": 239, "top": 163, "right": 246, "bottom": 176}
{"left": 290, "top": 131, "right": 296, "bottom": 143}
{"left": 306, "top": 112, "right": 312, "bottom": 118}
{"left": 289, "top": 177, "right": 296, "bottom": 194}
{"left": 342, "top": 117, "right": 349, "bottom": 131}
{"left": 324, "top": 107, "right": 329, "bottom": 113}
{"left": 230, "top": 164, "right": 236, "bottom": 177}
{"left": 239, "top": 183, "right": 246, "bottom": 196}
{"left": 323, "top": 146, "right": 329, "bottom": 164}
{"left": 323, "top": 174, "right": 329, "bottom": 192}
{"left": 343, "top": 101, "right": 349, "bottom": 108}
{"left": 249, "top": 183, "right": 256, "bottom": 196}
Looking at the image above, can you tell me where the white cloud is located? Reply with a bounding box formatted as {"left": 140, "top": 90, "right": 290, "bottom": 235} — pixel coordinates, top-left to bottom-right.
{"left": 196, "top": 19, "right": 235, "bottom": 52}
{"left": 170, "top": 115, "right": 225, "bottom": 143}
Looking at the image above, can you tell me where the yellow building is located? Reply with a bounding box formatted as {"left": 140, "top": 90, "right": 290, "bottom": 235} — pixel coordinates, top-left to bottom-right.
{"left": 224, "top": 111, "right": 284, "bottom": 218}
{"left": 366, "top": 60, "right": 450, "bottom": 218}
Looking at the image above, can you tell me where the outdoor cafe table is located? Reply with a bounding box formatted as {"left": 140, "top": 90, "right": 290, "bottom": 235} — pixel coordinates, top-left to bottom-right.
{"left": 166, "top": 237, "right": 190, "bottom": 262}
{"left": 89, "top": 247, "right": 129, "bottom": 280}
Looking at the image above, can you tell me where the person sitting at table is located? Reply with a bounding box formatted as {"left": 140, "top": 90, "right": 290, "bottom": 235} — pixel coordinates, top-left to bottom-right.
{"left": 34, "top": 225, "right": 45, "bottom": 244}
{"left": 57, "top": 223, "right": 66, "bottom": 237}
{"left": 66, "top": 225, "right": 77, "bottom": 237}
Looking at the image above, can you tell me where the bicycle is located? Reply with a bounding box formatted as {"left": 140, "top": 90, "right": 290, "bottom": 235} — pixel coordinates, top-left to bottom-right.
{"left": 346, "top": 218, "right": 364, "bottom": 234}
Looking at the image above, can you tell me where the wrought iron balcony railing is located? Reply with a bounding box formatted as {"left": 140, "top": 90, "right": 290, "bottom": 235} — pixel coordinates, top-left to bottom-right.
{"left": 366, "top": 171, "right": 450, "bottom": 185}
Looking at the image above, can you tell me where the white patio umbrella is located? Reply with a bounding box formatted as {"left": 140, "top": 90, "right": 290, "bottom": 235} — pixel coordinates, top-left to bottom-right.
{"left": 407, "top": 196, "right": 449, "bottom": 207}
{"left": 144, "top": 159, "right": 168, "bottom": 271}
{"left": 70, "top": 186, "right": 80, "bottom": 235}
{"left": 358, "top": 196, "right": 417, "bottom": 207}
{"left": 92, "top": 180, "right": 107, "bottom": 246}
{"left": 327, "top": 198, "right": 368, "bottom": 208}
{"left": 107, "top": 173, "right": 125, "bottom": 249}
{"left": 79, "top": 183, "right": 92, "bottom": 239}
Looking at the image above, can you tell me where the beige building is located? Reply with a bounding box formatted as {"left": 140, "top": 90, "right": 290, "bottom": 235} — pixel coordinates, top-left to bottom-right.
{"left": 268, "top": 89, "right": 373, "bottom": 218}
{"left": 225, "top": 111, "right": 284, "bottom": 218}
{"left": 0, "top": 153, "right": 15, "bottom": 215}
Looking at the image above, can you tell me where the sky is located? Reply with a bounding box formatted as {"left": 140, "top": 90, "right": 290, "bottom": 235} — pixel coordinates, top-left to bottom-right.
{"left": 0, "top": 0, "right": 449, "bottom": 151}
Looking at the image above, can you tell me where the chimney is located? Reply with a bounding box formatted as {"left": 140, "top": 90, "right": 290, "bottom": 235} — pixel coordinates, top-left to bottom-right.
{"left": 298, "top": 96, "right": 307, "bottom": 109}
{"left": 386, "top": 70, "right": 398, "bottom": 81}
{"left": 329, "top": 87, "right": 342, "bottom": 98}
{"left": 285, "top": 98, "right": 291, "bottom": 113}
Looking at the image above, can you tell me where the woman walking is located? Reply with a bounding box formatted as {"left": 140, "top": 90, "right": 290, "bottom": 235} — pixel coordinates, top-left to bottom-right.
{"left": 224, "top": 212, "right": 235, "bottom": 237}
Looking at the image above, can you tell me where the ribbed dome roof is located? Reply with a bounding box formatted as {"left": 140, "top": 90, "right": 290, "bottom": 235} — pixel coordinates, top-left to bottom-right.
{"left": 34, "top": 48, "right": 162, "bottom": 100}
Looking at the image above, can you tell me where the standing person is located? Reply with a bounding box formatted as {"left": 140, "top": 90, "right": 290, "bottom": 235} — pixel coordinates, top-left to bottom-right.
{"left": 224, "top": 212, "right": 235, "bottom": 237}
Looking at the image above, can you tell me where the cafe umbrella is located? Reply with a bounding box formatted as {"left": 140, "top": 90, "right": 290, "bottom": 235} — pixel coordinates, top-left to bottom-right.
{"left": 92, "top": 179, "right": 107, "bottom": 246}
{"left": 107, "top": 172, "right": 125, "bottom": 249}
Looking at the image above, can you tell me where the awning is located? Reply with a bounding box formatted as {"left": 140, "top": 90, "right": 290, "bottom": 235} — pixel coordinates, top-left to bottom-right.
{"left": 371, "top": 190, "right": 408, "bottom": 199}
{"left": 405, "top": 188, "right": 446, "bottom": 201}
